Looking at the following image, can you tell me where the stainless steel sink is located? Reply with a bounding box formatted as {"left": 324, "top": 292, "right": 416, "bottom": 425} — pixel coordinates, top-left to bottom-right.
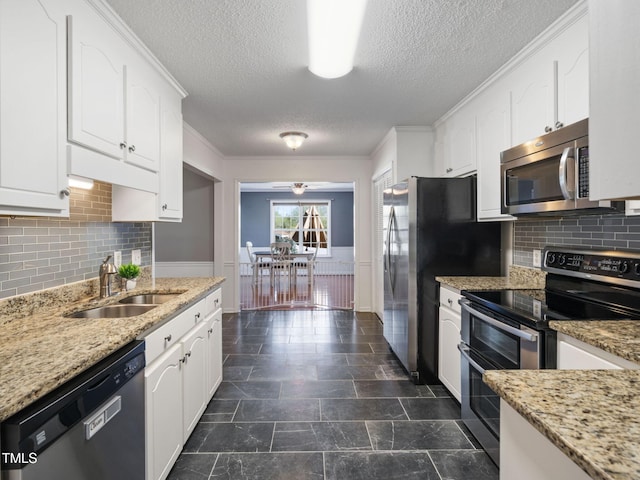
{"left": 68, "top": 304, "right": 158, "bottom": 319}
{"left": 119, "top": 293, "right": 180, "bottom": 305}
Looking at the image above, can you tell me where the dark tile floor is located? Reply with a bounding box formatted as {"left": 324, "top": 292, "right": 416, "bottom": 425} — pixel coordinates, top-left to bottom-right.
{"left": 167, "top": 310, "right": 499, "bottom": 480}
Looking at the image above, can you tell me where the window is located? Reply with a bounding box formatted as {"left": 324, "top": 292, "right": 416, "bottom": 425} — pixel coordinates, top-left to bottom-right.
{"left": 271, "top": 200, "right": 331, "bottom": 256}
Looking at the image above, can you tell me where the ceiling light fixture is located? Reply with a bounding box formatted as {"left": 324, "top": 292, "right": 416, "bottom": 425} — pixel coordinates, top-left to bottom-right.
{"left": 279, "top": 131, "right": 308, "bottom": 151}
{"left": 307, "top": 0, "right": 368, "bottom": 79}
{"left": 291, "top": 183, "right": 307, "bottom": 195}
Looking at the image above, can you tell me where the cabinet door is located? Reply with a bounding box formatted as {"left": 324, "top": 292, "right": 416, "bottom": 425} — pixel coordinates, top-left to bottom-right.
{"left": 207, "top": 309, "right": 223, "bottom": 399}
{"left": 442, "top": 110, "right": 476, "bottom": 177}
{"left": 438, "top": 306, "right": 461, "bottom": 402}
{"left": 0, "top": 0, "right": 68, "bottom": 215}
{"left": 509, "top": 56, "right": 555, "bottom": 145}
{"left": 588, "top": 0, "right": 640, "bottom": 200}
{"left": 555, "top": 15, "right": 589, "bottom": 128}
{"left": 126, "top": 66, "right": 161, "bottom": 172}
{"left": 476, "top": 88, "right": 514, "bottom": 221}
{"left": 145, "top": 343, "right": 183, "bottom": 480}
{"left": 158, "top": 94, "right": 183, "bottom": 220}
{"left": 182, "top": 321, "right": 209, "bottom": 441}
{"left": 556, "top": 333, "right": 639, "bottom": 370}
{"left": 67, "top": 13, "right": 125, "bottom": 160}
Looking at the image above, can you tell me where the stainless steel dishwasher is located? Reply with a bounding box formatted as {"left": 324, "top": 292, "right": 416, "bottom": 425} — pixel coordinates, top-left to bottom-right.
{"left": 1, "top": 341, "right": 145, "bottom": 480}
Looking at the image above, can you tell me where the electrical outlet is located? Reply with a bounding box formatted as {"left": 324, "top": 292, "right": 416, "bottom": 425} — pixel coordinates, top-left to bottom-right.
{"left": 131, "top": 249, "right": 141, "bottom": 266}
{"left": 113, "top": 251, "right": 122, "bottom": 268}
{"left": 532, "top": 249, "right": 542, "bottom": 268}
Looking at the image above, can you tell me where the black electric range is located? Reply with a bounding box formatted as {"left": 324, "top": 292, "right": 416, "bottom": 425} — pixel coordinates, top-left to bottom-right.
{"left": 463, "top": 248, "right": 640, "bottom": 329}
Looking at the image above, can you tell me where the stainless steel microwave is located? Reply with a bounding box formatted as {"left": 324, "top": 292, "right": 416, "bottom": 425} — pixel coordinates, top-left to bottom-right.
{"left": 500, "top": 118, "right": 623, "bottom": 216}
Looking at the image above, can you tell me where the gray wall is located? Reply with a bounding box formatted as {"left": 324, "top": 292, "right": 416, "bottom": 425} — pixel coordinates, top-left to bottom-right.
{"left": 513, "top": 212, "right": 640, "bottom": 267}
{"left": 240, "top": 191, "right": 354, "bottom": 247}
{"left": 155, "top": 167, "right": 215, "bottom": 262}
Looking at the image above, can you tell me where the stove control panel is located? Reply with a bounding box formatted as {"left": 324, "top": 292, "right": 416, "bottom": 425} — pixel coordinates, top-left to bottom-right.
{"left": 543, "top": 247, "right": 640, "bottom": 287}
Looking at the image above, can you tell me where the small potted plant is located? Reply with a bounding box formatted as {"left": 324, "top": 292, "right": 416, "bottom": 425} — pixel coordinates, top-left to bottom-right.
{"left": 118, "top": 263, "right": 141, "bottom": 291}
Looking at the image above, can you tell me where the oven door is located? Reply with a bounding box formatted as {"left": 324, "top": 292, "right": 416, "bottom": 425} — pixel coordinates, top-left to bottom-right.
{"left": 458, "top": 342, "right": 500, "bottom": 466}
{"left": 460, "top": 300, "right": 542, "bottom": 370}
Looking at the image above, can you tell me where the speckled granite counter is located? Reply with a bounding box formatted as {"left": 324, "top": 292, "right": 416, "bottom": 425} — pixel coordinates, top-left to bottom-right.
{"left": 436, "top": 265, "right": 546, "bottom": 291}
{"left": 484, "top": 369, "right": 640, "bottom": 480}
{"left": 0, "top": 275, "right": 225, "bottom": 422}
{"left": 550, "top": 320, "right": 640, "bottom": 365}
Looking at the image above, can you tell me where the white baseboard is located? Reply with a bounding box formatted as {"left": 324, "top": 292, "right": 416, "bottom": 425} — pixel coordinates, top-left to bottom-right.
{"left": 155, "top": 261, "right": 215, "bottom": 278}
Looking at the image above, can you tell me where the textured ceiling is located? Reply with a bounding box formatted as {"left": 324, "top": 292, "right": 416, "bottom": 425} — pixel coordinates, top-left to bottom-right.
{"left": 106, "top": 0, "right": 580, "bottom": 156}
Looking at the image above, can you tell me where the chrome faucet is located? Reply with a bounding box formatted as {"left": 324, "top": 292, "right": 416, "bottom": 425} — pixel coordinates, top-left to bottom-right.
{"left": 99, "top": 255, "right": 117, "bottom": 299}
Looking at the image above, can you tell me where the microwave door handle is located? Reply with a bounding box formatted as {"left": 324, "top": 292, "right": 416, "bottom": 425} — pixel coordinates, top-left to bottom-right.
{"left": 461, "top": 302, "right": 539, "bottom": 342}
{"left": 458, "top": 343, "right": 486, "bottom": 375}
{"left": 559, "top": 147, "right": 575, "bottom": 200}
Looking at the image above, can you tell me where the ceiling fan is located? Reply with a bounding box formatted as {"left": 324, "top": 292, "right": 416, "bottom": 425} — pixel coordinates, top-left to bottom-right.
{"left": 272, "top": 182, "right": 322, "bottom": 195}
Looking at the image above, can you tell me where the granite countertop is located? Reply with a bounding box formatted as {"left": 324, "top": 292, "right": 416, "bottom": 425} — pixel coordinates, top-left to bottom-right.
{"left": 436, "top": 265, "right": 546, "bottom": 291}
{"left": 0, "top": 275, "right": 225, "bottom": 423}
{"left": 550, "top": 320, "right": 640, "bottom": 365}
{"left": 484, "top": 369, "right": 640, "bottom": 480}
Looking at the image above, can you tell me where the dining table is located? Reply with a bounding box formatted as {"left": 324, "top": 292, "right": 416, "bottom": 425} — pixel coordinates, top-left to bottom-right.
{"left": 254, "top": 251, "right": 316, "bottom": 285}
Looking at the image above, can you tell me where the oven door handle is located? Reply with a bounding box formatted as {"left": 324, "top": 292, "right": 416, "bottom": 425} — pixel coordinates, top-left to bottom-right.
{"left": 460, "top": 301, "right": 539, "bottom": 342}
{"left": 458, "top": 343, "right": 487, "bottom": 375}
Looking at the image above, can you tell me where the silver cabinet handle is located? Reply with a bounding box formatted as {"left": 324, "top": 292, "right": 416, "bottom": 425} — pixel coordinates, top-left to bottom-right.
{"left": 185, "top": 351, "right": 191, "bottom": 358}
{"left": 161, "top": 203, "right": 168, "bottom": 211}
{"left": 59, "top": 188, "right": 70, "bottom": 197}
{"left": 544, "top": 126, "right": 553, "bottom": 133}
{"left": 195, "top": 312, "right": 201, "bottom": 321}
{"left": 460, "top": 301, "right": 538, "bottom": 342}
{"left": 164, "top": 334, "right": 172, "bottom": 342}
{"left": 458, "top": 343, "right": 486, "bottom": 375}
{"left": 179, "top": 356, "right": 186, "bottom": 364}
{"left": 446, "top": 167, "right": 453, "bottom": 173}
{"left": 120, "top": 142, "right": 127, "bottom": 149}
{"left": 447, "top": 298, "right": 453, "bottom": 305}
{"left": 555, "top": 121, "right": 564, "bottom": 129}
{"left": 128, "top": 144, "right": 136, "bottom": 153}
{"left": 208, "top": 328, "right": 213, "bottom": 334}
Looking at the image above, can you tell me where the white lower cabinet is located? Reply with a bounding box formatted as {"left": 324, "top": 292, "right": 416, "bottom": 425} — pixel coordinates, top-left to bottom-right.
{"left": 144, "top": 288, "right": 223, "bottom": 480}
{"left": 500, "top": 400, "right": 590, "bottom": 480}
{"left": 145, "top": 343, "right": 184, "bottom": 480}
{"left": 206, "top": 307, "right": 223, "bottom": 398}
{"left": 438, "top": 285, "right": 462, "bottom": 402}
{"left": 556, "top": 332, "right": 639, "bottom": 370}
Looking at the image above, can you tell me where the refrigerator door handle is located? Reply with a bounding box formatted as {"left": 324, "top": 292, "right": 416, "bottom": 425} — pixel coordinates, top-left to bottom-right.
{"left": 386, "top": 206, "right": 396, "bottom": 296}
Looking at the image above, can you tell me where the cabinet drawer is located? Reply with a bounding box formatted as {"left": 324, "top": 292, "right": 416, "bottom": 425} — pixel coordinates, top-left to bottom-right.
{"left": 206, "top": 288, "right": 222, "bottom": 315}
{"left": 145, "top": 298, "right": 206, "bottom": 363}
{"left": 439, "top": 286, "right": 462, "bottom": 314}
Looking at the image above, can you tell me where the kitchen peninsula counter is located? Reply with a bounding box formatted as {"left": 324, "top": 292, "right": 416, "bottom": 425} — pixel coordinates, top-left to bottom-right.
{"left": 484, "top": 368, "right": 640, "bottom": 480}
{"left": 436, "top": 265, "right": 546, "bottom": 291}
{"left": 0, "top": 275, "right": 225, "bottom": 423}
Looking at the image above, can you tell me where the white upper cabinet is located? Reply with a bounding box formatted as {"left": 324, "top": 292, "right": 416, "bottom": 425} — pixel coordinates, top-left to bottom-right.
{"left": 555, "top": 16, "right": 589, "bottom": 128}
{"left": 158, "top": 93, "right": 184, "bottom": 221}
{"left": 67, "top": 13, "right": 125, "bottom": 160}
{"left": 0, "top": 0, "right": 69, "bottom": 216}
{"left": 66, "top": 0, "right": 186, "bottom": 195}
{"left": 476, "top": 85, "right": 514, "bottom": 221}
{"left": 509, "top": 14, "right": 588, "bottom": 146}
{"left": 588, "top": 0, "right": 640, "bottom": 200}
{"left": 440, "top": 106, "right": 477, "bottom": 178}
{"left": 125, "top": 66, "right": 161, "bottom": 172}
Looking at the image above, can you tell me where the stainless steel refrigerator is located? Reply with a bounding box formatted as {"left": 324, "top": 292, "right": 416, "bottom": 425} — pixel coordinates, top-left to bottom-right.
{"left": 383, "top": 176, "right": 501, "bottom": 384}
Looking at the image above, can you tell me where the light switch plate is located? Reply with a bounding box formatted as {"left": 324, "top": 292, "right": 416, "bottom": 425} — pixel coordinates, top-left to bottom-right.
{"left": 113, "top": 251, "right": 122, "bottom": 268}
{"left": 131, "top": 249, "right": 141, "bottom": 266}
{"left": 532, "top": 249, "right": 542, "bottom": 268}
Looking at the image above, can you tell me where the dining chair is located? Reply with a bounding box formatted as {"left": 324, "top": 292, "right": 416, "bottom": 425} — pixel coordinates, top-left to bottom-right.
{"left": 246, "top": 241, "right": 270, "bottom": 285}
{"left": 269, "top": 241, "right": 292, "bottom": 287}
{"left": 292, "top": 248, "right": 318, "bottom": 285}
